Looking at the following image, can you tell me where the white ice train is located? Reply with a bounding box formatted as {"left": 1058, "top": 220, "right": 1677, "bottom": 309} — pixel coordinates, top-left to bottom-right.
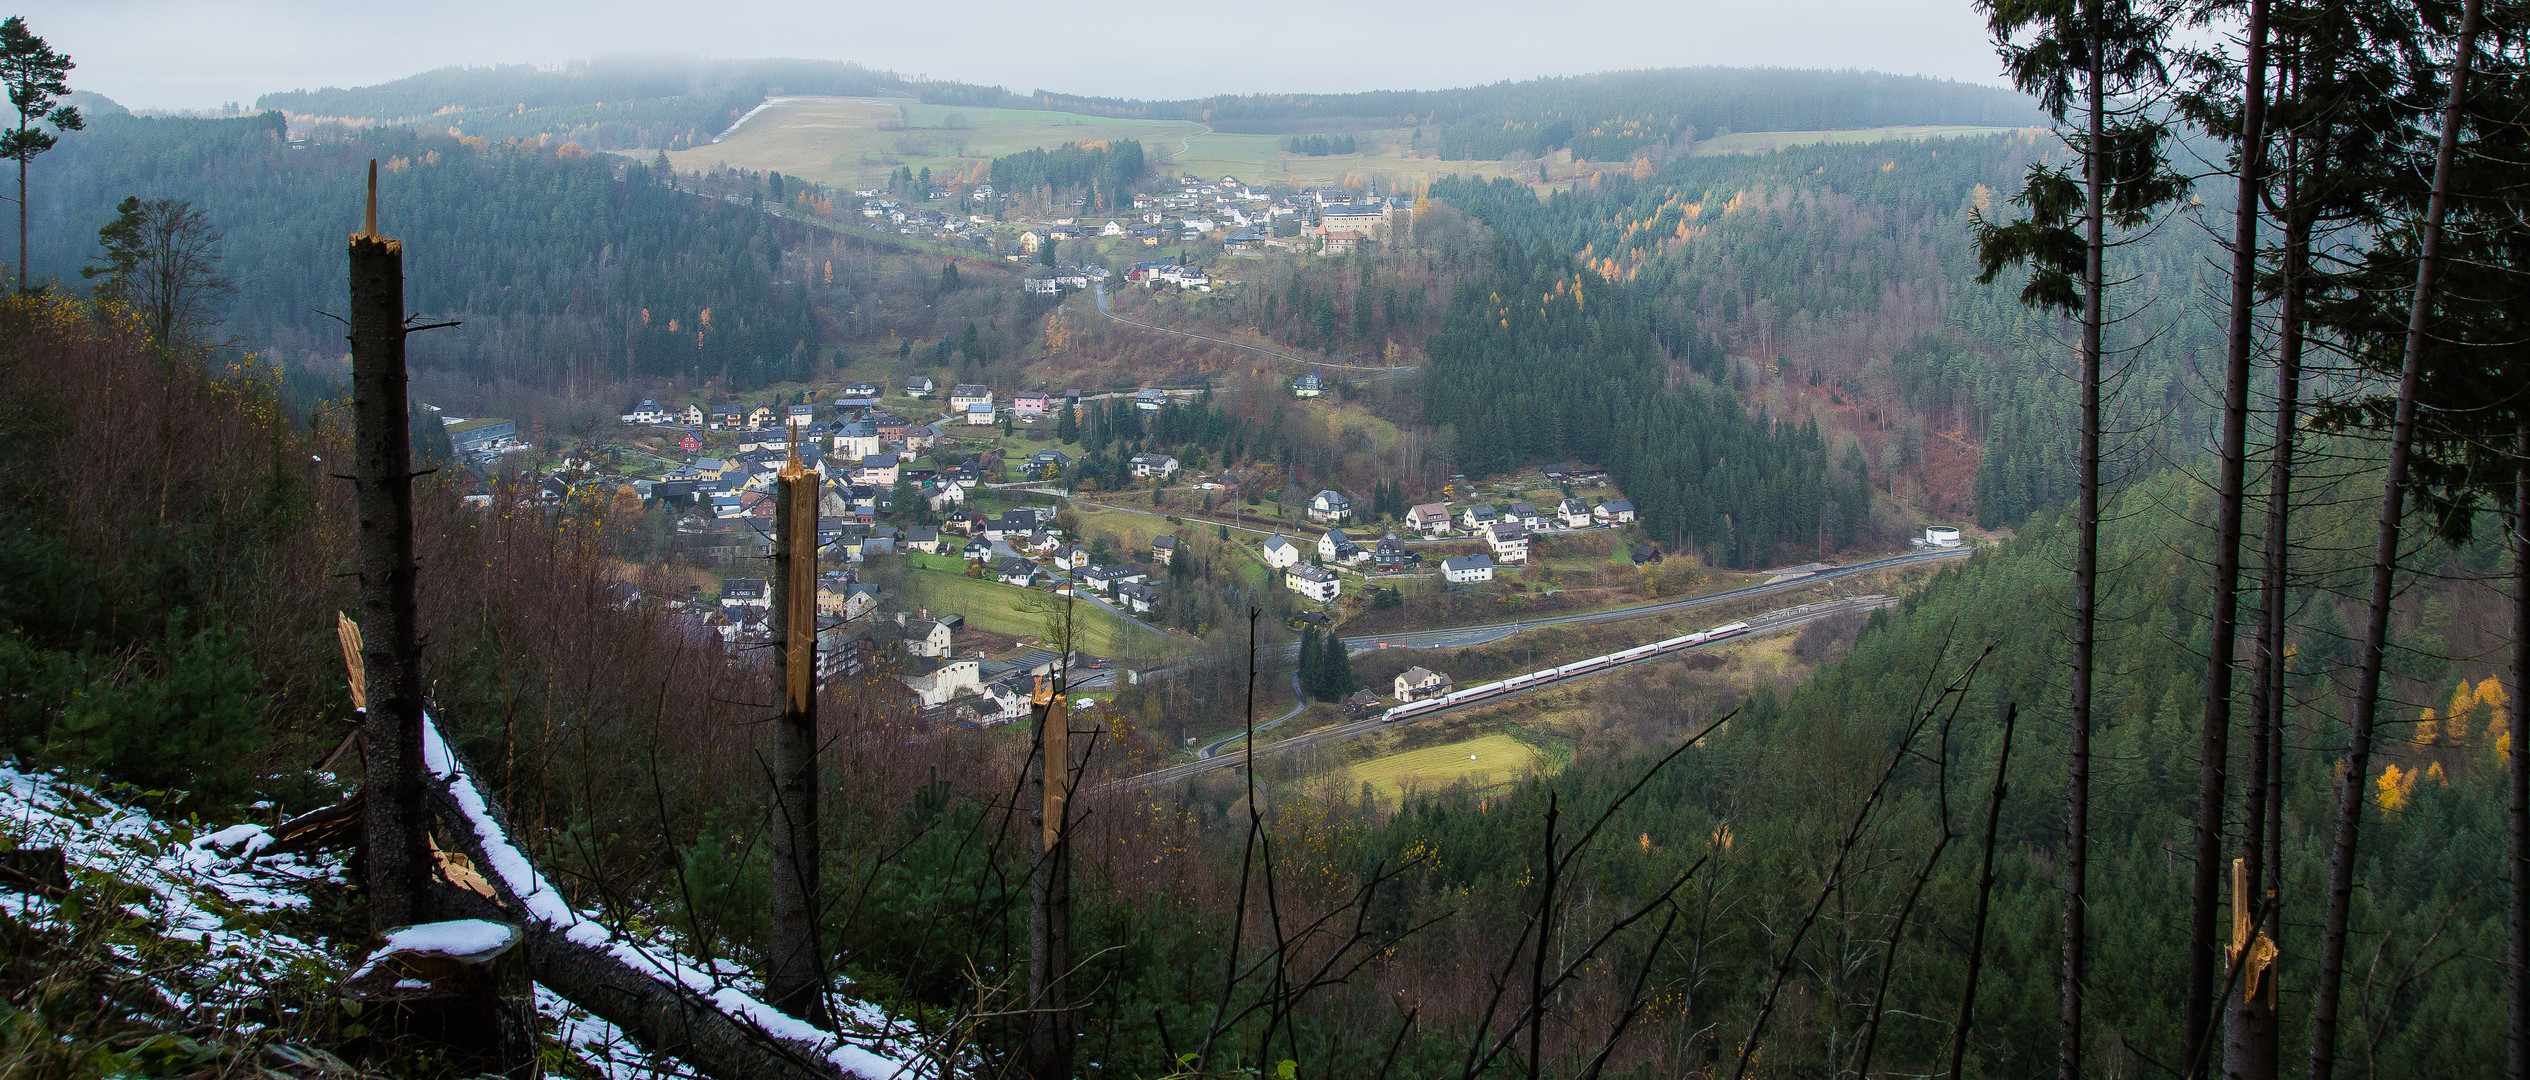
{"left": 1378, "top": 620, "right": 1754, "bottom": 723}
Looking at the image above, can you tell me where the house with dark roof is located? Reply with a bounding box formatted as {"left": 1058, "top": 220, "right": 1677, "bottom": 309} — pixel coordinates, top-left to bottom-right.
{"left": 1284, "top": 563, "right": 1340, "bottom": 602}
{"left": 1484, "top": 521, "right": 1529, "bottom": 563}
{"left": 1395, "top": 666, "right": 1453, "bottom": 701}
{"left": 1374, "top": 532, "right": 1415, "bottom": 568}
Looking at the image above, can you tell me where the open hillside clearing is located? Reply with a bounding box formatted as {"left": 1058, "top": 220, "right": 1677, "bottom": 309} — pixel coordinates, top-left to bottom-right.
{"left": 1344, "top": 732, "right": 1548, "bottom": 807}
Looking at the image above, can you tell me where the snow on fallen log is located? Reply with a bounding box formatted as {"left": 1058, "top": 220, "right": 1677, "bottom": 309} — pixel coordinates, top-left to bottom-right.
{"left": 420, "top": 713, "right": 925, "bottom": 1080}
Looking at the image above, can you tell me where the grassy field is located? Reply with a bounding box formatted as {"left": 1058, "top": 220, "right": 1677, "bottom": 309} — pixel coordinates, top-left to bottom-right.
{"left": 892, "top": 564, "right": 1150, "bottom": 657}
{"left": 666, "top": 96, "right": 1540, "bottom": 192}
{"left": 1690, "top": 125, "right": 2037, "bottom": 156}
{"left": 668, "top": 99, "right": 1205, "bottom": 191}
{"left": 1345, "top": 733, "right": 1549, "bottom": 807}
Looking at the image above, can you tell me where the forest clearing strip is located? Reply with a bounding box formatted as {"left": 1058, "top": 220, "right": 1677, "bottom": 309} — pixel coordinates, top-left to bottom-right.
{"left": 1092, "top": 282, "right": 1417, "bottom": 375}
{"left": 1106, "top": 594, "right": 1895, "bottom": 790}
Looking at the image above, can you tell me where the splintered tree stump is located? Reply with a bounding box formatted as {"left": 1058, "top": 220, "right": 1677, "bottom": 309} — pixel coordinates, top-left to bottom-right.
{"left": 340, "top": 919, "right": 537, "bottom": 1079}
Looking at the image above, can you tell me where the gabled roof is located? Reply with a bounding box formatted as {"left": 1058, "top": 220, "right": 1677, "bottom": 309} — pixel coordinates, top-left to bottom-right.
{"left": 1263, "top": 534, "right": 1293, "bottom": 551}
{"left": 1442, "top": 554, "right": 1495, "bottom": 572}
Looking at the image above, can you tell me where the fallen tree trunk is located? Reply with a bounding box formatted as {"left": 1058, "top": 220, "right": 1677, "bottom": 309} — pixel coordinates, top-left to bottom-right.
{"left": 418, "top": 716, "right": 916, "bottom": 1080}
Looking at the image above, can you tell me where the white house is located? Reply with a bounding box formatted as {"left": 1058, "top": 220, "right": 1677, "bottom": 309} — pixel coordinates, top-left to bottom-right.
{"left": 900, "top": 659, "right": 982, "bottom": 708}
{"left": 719, "top": 577, "right": 771, "bottom": 613}
{"left": 1128, "top": 452, "right": 1181, "bottom": 479}
{"left": 1395, "top": 666, "right": 1453, "bottom": 701}
{"left": 622, "top": 400, "right": 667, "bottom": 425}
{"left": 1443, "top": 554, "right": 1495, "bottom": 583}
{"left": 1307, "top": 489, "right": 1352, "bottom": 525}
{"left": 1261, "top": 534, "right": 1301, "bottom": 569}
{"left": 1284, "top": 563, "right": 1340, "bottom": 602}
{"left": 965, "top": 402, "right": 997, "bottom": 426}
{"left": 1593, "top": 500, "right": 1637, "bottom": 524}
{"left": 1135, "top": 388, "right": 1169, "bottom": 411}
{"left": 906, "top": 376, "right": 938, "bottom": 398}
{"left": 855, "top": 454, "right": 900, "bottom": 486}
{"left": 1558, "top": 498, "right": 1593, "bottom": 529}
{"left": 996, "top": 558, "right": 1039, "bottom": 587}
{"left": 787, "top": 404, "right": 816, "bottom": 428}
{"left": 1484, "top": 521, "right": 1529, "bottom": 564}
{"left": 1508, "top": 501, "right": 1543, "bottom": 530}
{"left": 1461, "top": 504, "right": 1501, "bottom": 531}
{"left": 950, "top": 384, "right": 994, "bottom": 412}
{"left": 1407, "top": 502, "right": 1454, "bottom": 538}
{"left": 901, "top": 618, "right": 955, "bottom": 658}
{"left": 1150, "top": 535, "right": 1177, "bottom": 566}
{"left": 1117, "top": 580, "right": 1160, "bottom": 613}
{"left": 1317, "top": 528, "right": 1364, "bottom": 564}
{"left": 1292, "top": 370, "right": 1326, "bottom": 397}
{"left": 681, "top": 403, "right": 706, "bottom": 427}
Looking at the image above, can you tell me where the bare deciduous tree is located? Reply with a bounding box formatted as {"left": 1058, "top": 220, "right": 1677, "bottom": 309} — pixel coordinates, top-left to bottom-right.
{"left": 84, "top": 196, "right": 233, "bottom": 359}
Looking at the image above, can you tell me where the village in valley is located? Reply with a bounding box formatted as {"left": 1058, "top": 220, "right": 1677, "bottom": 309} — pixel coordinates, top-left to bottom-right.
{"left": 431, "top": 358, "right": 1663, "bottom": 735}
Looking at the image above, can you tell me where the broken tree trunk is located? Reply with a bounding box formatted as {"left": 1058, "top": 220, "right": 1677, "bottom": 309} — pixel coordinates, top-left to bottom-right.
{"left": 2187, "top": 3, "right": 2270, "bottom": 1071}
{"left": 423, "top": 722, "right": 874, "bottom": 1080}
{"left": 767, "top": 430, "right": 828, "bottom": 1025}
{"left": 1027, "top": 679, "right": 1075, "bottom": 1080}
{"left": 349, "top": 159, "right": 431, "bottom": 934}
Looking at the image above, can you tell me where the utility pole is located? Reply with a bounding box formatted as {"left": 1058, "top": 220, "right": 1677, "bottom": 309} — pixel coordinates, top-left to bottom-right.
{"left": 766, "top": 425, "right": 827, "bottom": 1025}
{"left": 349, "top": 159, "right": 430, "bottom": 933}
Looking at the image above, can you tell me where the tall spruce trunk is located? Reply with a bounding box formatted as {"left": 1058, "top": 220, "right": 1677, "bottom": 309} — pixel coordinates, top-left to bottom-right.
{"left": 2060, "top": 7, "right": 2108, "bottom": 1077}
{"left": 2310, "top": 4, "right": 2482, "bottom": 1075}
{"left": 2511, "top": 425, "right": 2528, "bottom": 1080}
{"left": 2228, "top": 182, "right": 2307, "bottom": 1080}
{"left": 2188, "top": 5, "right": 2272, "bottom": 1071}
{"left": 765, "top": 445, "right": 827, "bottom": 1025}
{"left": 348, "top": 166, "right": 430, "bottom": 933}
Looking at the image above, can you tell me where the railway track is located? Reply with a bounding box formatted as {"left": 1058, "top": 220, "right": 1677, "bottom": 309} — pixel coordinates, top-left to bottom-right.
{"left": 1101, "top": 593, "right": 1896, "bottom": 791}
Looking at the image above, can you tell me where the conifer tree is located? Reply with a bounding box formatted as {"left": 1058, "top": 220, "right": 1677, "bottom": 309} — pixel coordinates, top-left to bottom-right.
{"left": 1971, "top": 0, "right": 2186, "bottom": 1072}
{"left": 0, "top": 16, "right": 80, "bottom": 290}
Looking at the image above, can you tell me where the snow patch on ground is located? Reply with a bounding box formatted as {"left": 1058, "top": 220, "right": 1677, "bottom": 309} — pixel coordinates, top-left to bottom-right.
{"left": 0, "top": 765, "right": 340, "bottom": 1015}
{"left": 3, "top": 734, "right": 930, "bottom": 1078}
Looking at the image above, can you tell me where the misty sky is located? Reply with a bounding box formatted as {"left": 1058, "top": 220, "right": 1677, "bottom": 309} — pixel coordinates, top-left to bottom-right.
{"left": 29, "top": 0, "right": 2009, "bottom": 113}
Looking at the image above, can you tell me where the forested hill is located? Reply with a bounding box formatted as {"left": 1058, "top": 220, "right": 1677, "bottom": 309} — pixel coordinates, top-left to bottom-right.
{"left": 1343, "top": 456, "right": 2510, "bottom": 1078}
{"left": 1429, "top": 135, "right": 2227, "bottom": 529}
{"left": 259, "top": 61, "right": 2040, "bottom": 160}
{"left": 934, "top": 68, "right": 2044, "bottom": 153}
{"left": 256, "top": 57, "right": 909, "bottom": 151}
{"left": 28, "top": 112, "right": 820, "bottom": 392}
{"left": 1420, "top": 240, "right": 1871, "bottom": 568}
